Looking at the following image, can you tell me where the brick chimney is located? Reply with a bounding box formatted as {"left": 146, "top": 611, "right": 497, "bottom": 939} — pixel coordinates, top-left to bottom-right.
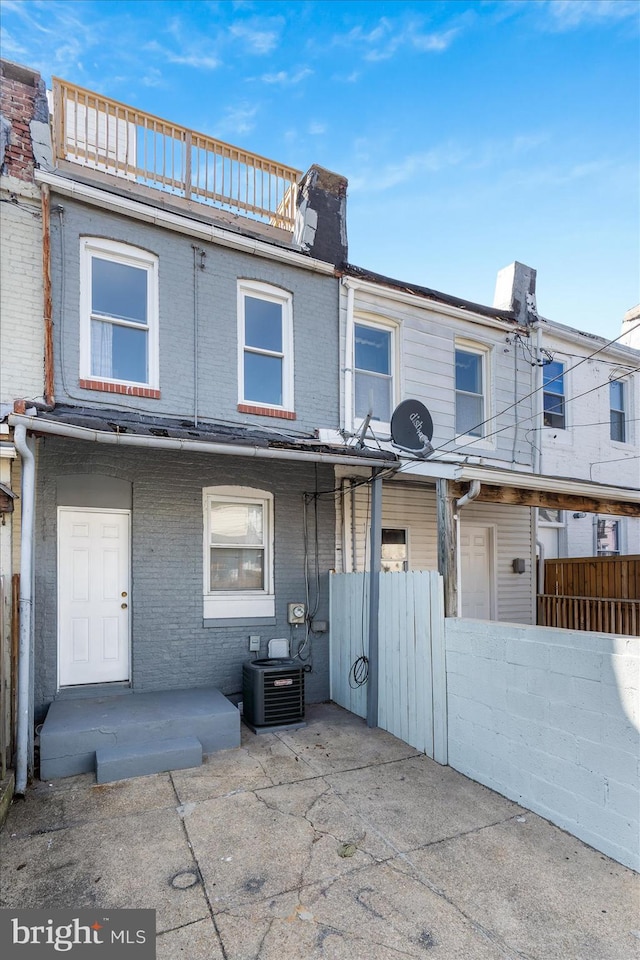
{"left": 0, "top": 58, "right": 52, "bottom": 180}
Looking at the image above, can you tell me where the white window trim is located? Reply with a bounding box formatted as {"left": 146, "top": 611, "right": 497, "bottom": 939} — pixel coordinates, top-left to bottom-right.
{"left": 202, "top": 485, "right": 274, "bottom": 619}
{"left": 542, "top": 358, "right": 568, "bottom": 433}
{"left": 594, "top": 515, "right": 624, "bottom": 557}
{"left": 352, "top": 313, "right": 399, "bottom": 436}
{"left": 237, "top": 279, "right": 294, "bottom": 412}
{"left": 454, "top": 338, "right": 493, "bottom": 448}
{"left": 609, "top": 378, "right": 628, "bottom": 445}
{"left": 79, "top": 237, "right": 159, "bottom": 388}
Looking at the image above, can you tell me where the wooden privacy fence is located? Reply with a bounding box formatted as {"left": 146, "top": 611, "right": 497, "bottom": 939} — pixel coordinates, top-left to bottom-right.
{"left": 538, "top": 555, "right": 640, "bottom": 636}
{"left": 329, "top": 570, "right": 447, "bottom": 762}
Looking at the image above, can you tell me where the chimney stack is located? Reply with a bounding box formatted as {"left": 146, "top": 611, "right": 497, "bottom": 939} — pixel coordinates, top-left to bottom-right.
{"left": 493, "top": 261, "right": 538, "bottom": 326}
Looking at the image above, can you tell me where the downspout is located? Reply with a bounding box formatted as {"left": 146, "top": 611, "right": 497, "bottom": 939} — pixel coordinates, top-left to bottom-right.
{"left": 344, "top": 281, "right": 355, "bottom": 431}
{"left": 533, "top": 321, "right": 543, "bottom": 475}
{"left": 41, "top": 183, "right": 55, "bottom": 407}
{"left": 455, "top": 480, "right": 481, "bottom": 617}
{"left": 14, "top": 424, "right": 36, "bottom": 796}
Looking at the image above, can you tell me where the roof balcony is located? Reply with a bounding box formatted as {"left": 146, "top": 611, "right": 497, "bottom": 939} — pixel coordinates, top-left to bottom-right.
{"left": 52, "top": 77, "right": 301, "bottom": 231}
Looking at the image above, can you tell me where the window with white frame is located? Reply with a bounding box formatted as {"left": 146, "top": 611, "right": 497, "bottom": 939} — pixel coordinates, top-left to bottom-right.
{"left": 596, "top": 517, "right": 621, "bottom": 557}
{"left": 543, "top": 360, "right": 566, "bottom": 429}
{"left": 80, "top": 238, "right": 158, "bottom": 387}
{"left": 203, "top": 486, "right": 274, "bottom": 619}
{"left": 610, "top": 380, "right": 626, "bottom": 443}
{"left": 455, "top": 344, "right": 487, "bottom": 438}
{"left": 238, "top": 281, "right": 293, "bottom": 411}
{"left": 381, "top": 528, "right": 408, "bottom": 572}
{"left": 354, "top": 319, "right": 395, "bottom": 425}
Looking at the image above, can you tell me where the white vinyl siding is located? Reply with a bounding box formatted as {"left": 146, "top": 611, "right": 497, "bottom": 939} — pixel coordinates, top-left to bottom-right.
{"left": 341, "top": 481, "right": 534, "bottom": 624}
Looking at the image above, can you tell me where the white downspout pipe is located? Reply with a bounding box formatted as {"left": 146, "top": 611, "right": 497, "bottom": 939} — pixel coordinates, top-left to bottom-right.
{"left": 455, "top": 479, "right": 481, "bottom": 617}
{"left": 344, "top": 280, "right": 355, "bottom": 432}
{"left": 533, "top": 321, "right": 543, "bottom": 475}
{"left": 14, "top": 424, "right": 36, "bottom": 796}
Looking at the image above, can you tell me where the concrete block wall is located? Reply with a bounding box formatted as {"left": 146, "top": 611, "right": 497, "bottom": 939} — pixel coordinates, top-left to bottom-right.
{"left": 445, "top": 618, "right": 639, "bottom": 871}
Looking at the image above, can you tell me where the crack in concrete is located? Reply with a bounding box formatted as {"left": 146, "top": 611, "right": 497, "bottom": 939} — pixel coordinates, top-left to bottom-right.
{"left": 168, "top": 771, "right": 229, "bottom": 960}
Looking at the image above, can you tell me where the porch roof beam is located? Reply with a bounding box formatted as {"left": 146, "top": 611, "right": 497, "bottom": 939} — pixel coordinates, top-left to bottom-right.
{"left": 450, "top": 481, "right": 640, "bottom": 518}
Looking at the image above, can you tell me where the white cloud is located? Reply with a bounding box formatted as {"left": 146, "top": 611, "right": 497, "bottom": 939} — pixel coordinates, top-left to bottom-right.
{"left": 309, "top": 122, "right": 326, "bottom": 135}
{"left": 542, "top": 0, "right": 639, "bottom": 30}
{"left": 334, "top": 15, "right": 460, "bottom": 62}
{"left": 215, "top": 103, "right": 259, "bottom": 137}
{"left": 144, "top": 40, "right": 219, "bottom": 71}
{"left": 349, "top": 144, "right": 467, "bottom": 192}
{"left": 229, "top": 18, "right": 283, "bottom": 54}
{"left": 260, "top": 67, "right": 312, "bottom": 85}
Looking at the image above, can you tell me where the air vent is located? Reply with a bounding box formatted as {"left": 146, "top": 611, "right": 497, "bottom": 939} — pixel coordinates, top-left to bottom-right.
{"left": 242, "top": 659, "right": 305, "bottom": 729}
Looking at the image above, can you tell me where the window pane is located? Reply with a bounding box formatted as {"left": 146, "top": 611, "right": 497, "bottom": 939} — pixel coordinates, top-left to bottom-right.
{"left": 539, "top": 508, "right": 562, "bottom": 523}
{"left": 355, "top": 370, "right": 391, "bottom": 422}
{"left": 245, "top": 296, "right": 283, "bottom": 352}
{"left": 456, "top": 393, "right": 483, "bottom": 436}
{"left": 543, "top": 392, "right": 565, "bottom": 428}
{"left": 610, "top": 410, "right": 625, "bottom": 443}
{"left": 244, "top": 352, "right": 283, "bottom": 405}
{"left": 210, "top": 502, "right": 263, "bottom": 546}
{"left": 210, "top": 548, "right": 264, "bottom": 590}
{"left": 91, "top": 319, "right": 148, "bottom": 382}
{"left": 597, "top": 519, "right": 619, "bottom": 556}
{"left": 543, "top": 361, "right": 564, "bottom": 395}
{"left": 92, "top": 257, "right": 147, "bottom": 324}
{"left": 610, "top": 381, "right": 623, "bottom": 409}
{"left": 455, "top": 351, "right": 482, "bottom": 394}
{"left": 355, "top": 325, "right": 390, "bottom": 375}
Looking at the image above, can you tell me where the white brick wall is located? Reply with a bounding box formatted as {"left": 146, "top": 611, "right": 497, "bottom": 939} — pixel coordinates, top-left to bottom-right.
{"left": 0, "top": 175, "right": 44, "bottom": 405}
{"left": 445, "top": 618, "right": 639, "bottom": 871}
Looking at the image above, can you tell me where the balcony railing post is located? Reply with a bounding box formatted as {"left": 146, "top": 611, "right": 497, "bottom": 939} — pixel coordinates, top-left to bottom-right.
{"left": 184, "top": 131, "right": 192, "bottom": 200}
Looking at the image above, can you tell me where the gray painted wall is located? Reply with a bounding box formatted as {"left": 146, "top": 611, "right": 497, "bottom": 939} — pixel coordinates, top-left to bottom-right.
{"left": 34, "top": 438, "right": 336, "bottom": 719}
{"left": 446, "top": 618, "right": 639, "bottom": 871}
{"left": 49, "top": 196, "right": 340, "bottom": 433}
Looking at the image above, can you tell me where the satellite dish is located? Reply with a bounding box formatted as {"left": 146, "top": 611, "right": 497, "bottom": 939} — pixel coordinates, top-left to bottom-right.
{"left": 390, "top": 399, "right": 434, "bottom": 458}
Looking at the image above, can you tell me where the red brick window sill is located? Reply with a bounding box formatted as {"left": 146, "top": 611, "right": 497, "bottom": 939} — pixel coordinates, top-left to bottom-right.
{"left": 80, "top": 379, "right": 161, "bottom": 399}
{"left": 237, "top": 403, "right": 296, "bottom": 420}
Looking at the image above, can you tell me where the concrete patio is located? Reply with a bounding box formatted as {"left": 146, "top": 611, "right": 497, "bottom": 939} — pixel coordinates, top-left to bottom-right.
{"left": 1, "top": 703, "right": 638, "bottom": 959}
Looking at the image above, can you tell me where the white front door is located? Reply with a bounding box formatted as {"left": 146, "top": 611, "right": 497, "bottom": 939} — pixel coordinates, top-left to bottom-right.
{"left": 58, "top": 508, "right": 130, "bottom": 686}
{"left": 460, "top": 525, "right": 495, "bottom": 619}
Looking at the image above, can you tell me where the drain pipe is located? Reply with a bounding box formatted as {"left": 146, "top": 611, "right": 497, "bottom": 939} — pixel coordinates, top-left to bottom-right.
{"left": 455, "top": 480, "right": 481, "bottom": 617}
{"left": 14, "top": 424, "right": 36, "bottom": 796}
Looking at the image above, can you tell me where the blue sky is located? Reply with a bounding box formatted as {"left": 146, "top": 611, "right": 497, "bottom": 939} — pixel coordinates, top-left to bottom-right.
{"left": 2, "top": 0, "right": 638, "bottom": 341}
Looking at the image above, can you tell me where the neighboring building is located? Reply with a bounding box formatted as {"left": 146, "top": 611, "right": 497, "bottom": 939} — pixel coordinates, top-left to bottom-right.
{"left": 538, "top": 319, "right": 640, "bottom": 561}
{"left": 331, "top": 261, "right": 639, "bottom": 620}
{"left": 0, "top": 59, "right": 53, "bottom": 783}
{"left": 620, "top": 305, "right": 640, "bottom": 351}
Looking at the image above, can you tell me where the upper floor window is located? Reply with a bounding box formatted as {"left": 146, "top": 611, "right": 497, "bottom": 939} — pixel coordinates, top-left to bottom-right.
{"left": 543, "top": 360, "right": 565, "bottom": 429}
{"left": 610, "top": 380, "right": 626, "bottom": 443}
{"left": 354, "top": 319, "right": 395, "bottom": 425}
{"left": 203, "top": 485, "right": 274, "bottom": 619}
{"left": 596, "top": 517, "right": 620, "bottom": 557}
{"left": 455, "top": 345, "right": 486, "bottom": 438}
{"left": 238, "top": 281, "right": 293, "bottom": 413}
{"left": 80, "top": 238, "right": 158, "bottom": 388}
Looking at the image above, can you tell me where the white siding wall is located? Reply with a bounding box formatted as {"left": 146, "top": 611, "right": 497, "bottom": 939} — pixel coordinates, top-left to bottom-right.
{"left": 0, "top": 176, "right": 44, "bottom": 405}
{"left": 540, "top": 326, "right": 640, "bottom": 556}
{"left": 339, "top": 477, "right": 534, "bottom": 625}
{"left": 339, "top": 284, "right": 536, "bottom": 469}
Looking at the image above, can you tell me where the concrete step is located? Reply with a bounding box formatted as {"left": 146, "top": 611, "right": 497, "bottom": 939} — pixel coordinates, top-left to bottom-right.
{"left": 39, "top": 687, "right": 241, "bottom": 780}
{"left": 96, "top": 736, "right": 203, "bottom": 784}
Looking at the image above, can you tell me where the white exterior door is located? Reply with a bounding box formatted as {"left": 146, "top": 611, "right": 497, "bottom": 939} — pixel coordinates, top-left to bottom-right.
{"left": 460, "top": 525, "right": 495, "bottom": 619}
{"left": 58, "top": 508, "right": 130, "bottom": 686}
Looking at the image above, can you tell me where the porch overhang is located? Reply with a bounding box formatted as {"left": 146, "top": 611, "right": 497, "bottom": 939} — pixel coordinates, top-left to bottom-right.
{"left": 8, "top": 411, "right": 398, "bottom": 470}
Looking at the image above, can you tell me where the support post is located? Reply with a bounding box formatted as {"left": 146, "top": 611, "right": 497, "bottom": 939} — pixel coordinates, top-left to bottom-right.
{"left": 437, "top": 478, "right": 458, "bottom": 617}
{"left": 367, "top": 469, "right": 383, "bottom": 728}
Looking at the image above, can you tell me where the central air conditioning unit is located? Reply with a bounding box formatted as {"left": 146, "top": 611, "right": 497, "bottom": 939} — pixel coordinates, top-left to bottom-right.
{"left": 242, "top": 658, "right": 305, "bottom": 731}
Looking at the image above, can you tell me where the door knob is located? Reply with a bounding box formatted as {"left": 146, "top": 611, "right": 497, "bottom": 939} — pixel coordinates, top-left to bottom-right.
{"left": 121, "top": 602, "right": 128, "bottom": 609}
